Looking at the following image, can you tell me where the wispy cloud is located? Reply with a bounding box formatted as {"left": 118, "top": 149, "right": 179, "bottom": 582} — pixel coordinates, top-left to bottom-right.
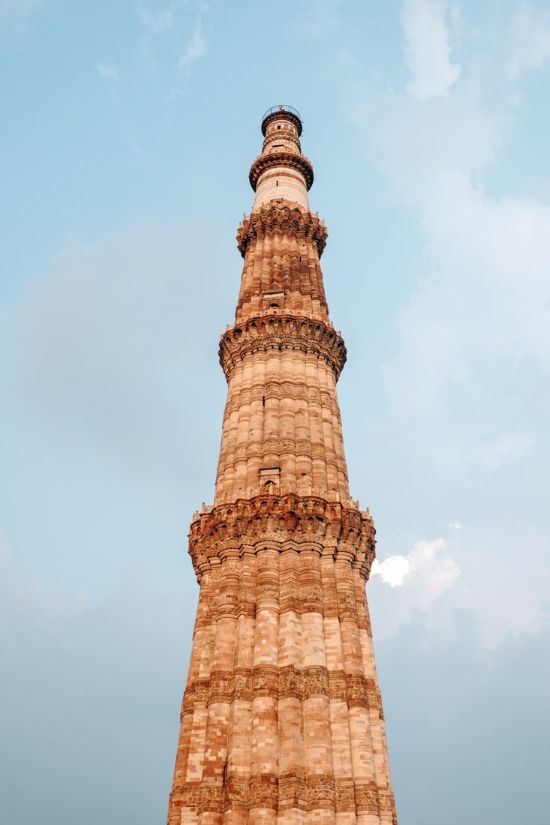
{"left": 467, "top": 432, "right": 534, "bottom": 468}
{"left": 401, "top": 0, "right": 461, "bottom": 99}
{"left": 507, "top": 3, "right": 550, "bottom": 79}
{"left": 383, "top": 169, "right": 550, "bottom": 419}
{"left": 0, "top": 0, "right": 46, "bottom": 42}
{"left": 136, "top": 3, "right": 174, "bottom": 36}
{"left": 435, "top": 432, "right": 535, "bottom": 471}
{"left": 177, "top": 15, "right": 207, "bottom": 73}
{"left": 135, "top": 1, "right": 212, "bottom": 89}
{"left": 331, "top": 4, "right": 550, "bottom": 645}
{"left": 95, "top": 61, "right": 141, "bottom": 155}
{"left": 97, "top": 62, "right": 120, "bottom": 82}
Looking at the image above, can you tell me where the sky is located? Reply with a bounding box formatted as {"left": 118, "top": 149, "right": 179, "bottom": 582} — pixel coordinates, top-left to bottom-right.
{"left": 1, "top": 1, "right": 549, "bottom": 823}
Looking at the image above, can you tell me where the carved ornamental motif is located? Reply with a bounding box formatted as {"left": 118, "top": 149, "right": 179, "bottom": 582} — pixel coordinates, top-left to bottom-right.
{"left": 237, "top": 201, "right": 328, "bottom": 257}
{"left": 249, "top": 150, "right": 314, "bottom": 191}
{"left": 173, "top": 776, "right": 391, "bottom": 815}
{"left": 219, "top": 315, "right": 347, "bottom": 380}
{"left": 181, "top": 666, "right": 382, "bottom": 713}
{"left": 223, "top": 380, "right": 343, "bottom": 419}
{"left": 188, "top": 492, "right": 375, "bottom": 580}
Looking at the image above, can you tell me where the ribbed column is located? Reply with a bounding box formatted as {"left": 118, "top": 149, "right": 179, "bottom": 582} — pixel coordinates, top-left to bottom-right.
{"left": 278, "top": 547, "right": 305, "bottom": 825}
{"left": 224, "top": 548, "right": 257, "bottom": 825}
{"left": 300, "top": 549, "right": 336, "bottom": 825}
{"left": 250, "top": 547, "right": 280, "bottom": 825}
{"left": 336, "top": 559, "right": 380, "bottom": 825}
{"left": 354, "top": 578, "right": 396, "bottom": 825}
{"left": 215, "top": 349, "right": 348, "bottom": 504}
{"left": 321, "top": 554, "right": 356, "bottom": 825}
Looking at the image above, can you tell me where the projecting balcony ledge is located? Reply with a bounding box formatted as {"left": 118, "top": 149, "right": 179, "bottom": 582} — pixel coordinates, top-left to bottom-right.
{"left": 249, "top": 151, "right": 314, "bottom": 191}
{"left": 219, "top": 314, "right": 347, "bottom": 381}
{"left": 261, "top": 105, "right": 303, "bottom": 135}
{"left": 237, "top": 199, "right": 327, "bottom": 257}
{"left": 188, "top": 490, "right": 376, "bottom": 581}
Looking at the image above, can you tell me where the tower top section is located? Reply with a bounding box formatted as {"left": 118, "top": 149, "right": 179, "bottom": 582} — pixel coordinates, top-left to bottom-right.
{"left": 261, "top": 105, "right": 303, "bottom": 136}
{"left": 250, "top": 104, "right": 313, "bottom": 210}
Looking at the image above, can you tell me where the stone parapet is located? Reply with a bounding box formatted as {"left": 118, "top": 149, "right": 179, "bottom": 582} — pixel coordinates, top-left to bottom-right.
{"left": 249, "top": 150, "right": 314, "bottom": 191}
{"left": 219, "top": 314, "right": 346, "bottom": 381}
{"left": 188, "top": 492, "right": 375, "bottom": 581}
{"left": 237, "top": 201, "right": 327, "bottom": 258}
{"left": 261, "top": 105, "right": 303, "bottom": 136}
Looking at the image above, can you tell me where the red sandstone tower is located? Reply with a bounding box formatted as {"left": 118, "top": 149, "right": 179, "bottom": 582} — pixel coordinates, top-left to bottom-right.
{"left": 168, "top": 106, "right": 398, "bottom": 825}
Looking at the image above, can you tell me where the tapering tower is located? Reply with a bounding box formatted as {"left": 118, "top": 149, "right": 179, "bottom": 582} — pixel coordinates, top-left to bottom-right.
{"left": 168, "top": 106, "right": 398, "bottom": 825}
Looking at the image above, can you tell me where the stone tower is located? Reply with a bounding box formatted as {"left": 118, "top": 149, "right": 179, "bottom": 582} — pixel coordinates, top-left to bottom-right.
{"left": 168, "top": 106, "right": 398, "bottom": 825}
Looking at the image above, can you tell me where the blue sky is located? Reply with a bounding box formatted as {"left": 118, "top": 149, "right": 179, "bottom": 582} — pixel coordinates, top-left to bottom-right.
{"left": 1, "top": 1, "right": 549, "bottom": 823}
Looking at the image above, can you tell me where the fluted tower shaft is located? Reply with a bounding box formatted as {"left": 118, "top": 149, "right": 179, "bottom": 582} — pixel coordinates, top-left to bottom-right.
{"left": 168, "top": 106, "right": 398, "bottom": 825}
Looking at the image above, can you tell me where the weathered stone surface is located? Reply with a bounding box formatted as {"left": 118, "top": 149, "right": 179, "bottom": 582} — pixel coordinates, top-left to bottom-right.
{"left": 237, "top": 201, "right": 328, "bottom": 258}
{"left": 167, "top": 107, "right": 398, "bottom": 825}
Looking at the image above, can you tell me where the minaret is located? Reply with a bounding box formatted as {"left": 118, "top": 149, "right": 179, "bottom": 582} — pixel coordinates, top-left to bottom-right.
{"left": 168, "top": 106, "right": 398, "bottom": 825}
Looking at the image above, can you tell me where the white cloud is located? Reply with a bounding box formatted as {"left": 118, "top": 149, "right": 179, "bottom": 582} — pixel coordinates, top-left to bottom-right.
{"left": 97, "top": 63, "right": 119, "bottom": 82}
{"left": 401, "top": 0, "right": 461, "bottom": 100}
{"left": 448, "top": 521, "right": 463, "bottom": 529}
{"left": 136, "top": 3, "right": 174, "bottom": 36}
{"left": 360, "top": 72, "right": 550, "bottom": 423}
{"left": 507, "top": 3, "right": 550, "bottom": 79}
{"left": 371, "top": 537, "right": 460, "bottom": 596}
{"left": 372, "top": 85, "right": 498, "bottom": 207}
{"left": 177, "top": 17, "right": 207, "bottom": 72}
{"left": 371, "top": 554, "right": 411, "bottom": 587}
{"left": 384, "top": 170, "right": 550, "bottom": 419}
{"left": 135, "top": 1, "right": 211, "bottom": 83}
{"left": 369, "top": 522, "right": 550, "bottom": 645}
{"left": 344, "top": 11, "right": 550, "bottom": 646}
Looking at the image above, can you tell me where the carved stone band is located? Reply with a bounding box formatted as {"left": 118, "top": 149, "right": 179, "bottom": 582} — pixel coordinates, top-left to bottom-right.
{"left": 224, "top": 380, "right": 342, "bottom": 418}
{"left": 181, "top": 666, "right": 383, "bottom": 716}
{"left": 216, "top": 438, "right": 347, "bottom": 477}
{"left": 219, "top": 315, "right": 347, "bottom": 380}
{"left": 249, "top": 151, "right": 314, "bottom": 191}
{"left": 188, "top": 492, "right": 375, "bottom": 579}
{"left": 237, "top": 201, "right": 328, "bottom": 257}
{"left": 171, "top": 775, "right": 390, "bottom": 815}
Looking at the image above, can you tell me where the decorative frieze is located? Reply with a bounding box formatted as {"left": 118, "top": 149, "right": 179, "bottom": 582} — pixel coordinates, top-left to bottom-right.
{"left": 219, "top": 314, "right": 347, "bottom": 380}
{"left": 176, "top": 775, "right": 389, "bottom": 815}
{"left": 354, "top": 782, "right": 381, "bottom": 815}
{"left": 181, "top": 666, "right": 381, "bottom": 712}
{"left": 223, "top": 380, "right": 343, "bottom": 420}
{"left": 188, "top": 492, "right": 375, "bottom": 579}
{"left": 237, "top": 201, "right": 327, "bottom": 257}
{"left": 249, "top": 150, "right": 314, "bottom": 191}
{"left": 216, "top": 437, "right": 346, "bottom": 476}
